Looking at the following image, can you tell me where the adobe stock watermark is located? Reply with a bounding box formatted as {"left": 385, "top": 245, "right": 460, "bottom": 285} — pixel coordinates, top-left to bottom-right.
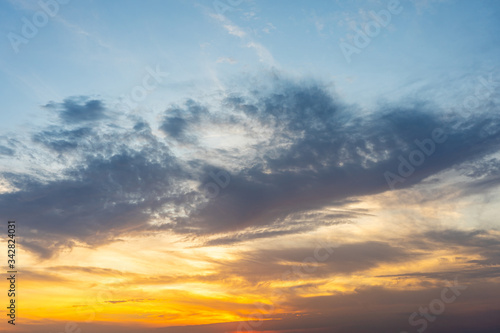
{"left": 198, "top": 169, "right": 231, "bottom": 210}
{"left": 7, "top": 0, "right": 70, "bottom": 54}
{"left": 339, "top": 0, "right": 403, "bottom": 64}
{"left": 461, "top": 72, "right": 498, "bottom": 137}
{"left": 462, "top": 72, "right": 498, "bottom": 112}
{"left": 385, "top": 70, "right": 498, "bottom": 190}
{"left": 385, "top": 128, "right": 448, "bottom": 190}
{"left": 213, "top": 0, "right": 243, "bottom": 16}
{"left": 114, "top": 65, "right": 169, "bottom": 114}
{"left": 237, "top": 240, "right": 338, "bottom": 332}
{"left": 401, "top": 277, "right": 467, "bottom": 333}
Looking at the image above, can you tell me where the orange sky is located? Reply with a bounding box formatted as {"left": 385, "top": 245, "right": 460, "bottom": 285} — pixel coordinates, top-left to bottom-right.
{"left": 3, "top": 185, "right": 500, "bottom": 332}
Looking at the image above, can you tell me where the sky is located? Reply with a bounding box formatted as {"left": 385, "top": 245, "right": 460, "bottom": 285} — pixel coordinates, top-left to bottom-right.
{"left": 1, "top": 0, "right": 500, "bottom": 332}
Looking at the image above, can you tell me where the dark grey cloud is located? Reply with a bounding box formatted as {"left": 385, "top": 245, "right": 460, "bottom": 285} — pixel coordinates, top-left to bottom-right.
{"left": 14, "top": 268, "right": 70, "bottom": 283}
{"left": 457, "top": 157, "right": 500, "bottom": 178}
{"left": 202, "top": 210, "right": 356, "bottom": 246}
{"left": 0, "top": 137, "right": 23, "bottom": 159}
{"left": 376, "top": 266, "right": 500, "bottom": 281}
{"left": 160, "top": 116, "right": 188, "bottom": 140}
{"left": 203, "top": 228, "right": 312, "bottom": 246}
{"left": 13, "top": 150, "right": 181, "bottom": 254}
{"left": 421, "top": 229, "right": 500, "bottom": 267}
{"left": 468, "top": 252, "right": 500, "bottom": 265}
{"left": 0, "top": 121, "right": 187, "bottom": 258}
{"left": 21, "top": 239, "right": 75, "bottom": 260}
{"left": 206, "top": 241, "right": 412, "bottom": 283}
{"left": 173, "top": 81, "right": 500, "bottom": 235}
{"left": 2, "top": 78, "right": 500, "bottom": 257}
{"left": 44, "top": 96, "right": 107, "bottom": 123}
{"left": 267, "top": 283, "right": 500, "bottom": 333}
{"left": 203, "top": 221, "right": 347, "bottom": 246}
{"left": 159, "top": 99, "right": 210, "bottom": 143}
{"left": 0, "top": 144, "right": 14, "bottom": 156}
{"left": 424, "top": 229, "right": 500, "bottom": 248}
{"left": 48, "top": 265, "right": 128, "bottom": 276}
{"left": 461, "top": 173, "right": 500, "bottom": 196}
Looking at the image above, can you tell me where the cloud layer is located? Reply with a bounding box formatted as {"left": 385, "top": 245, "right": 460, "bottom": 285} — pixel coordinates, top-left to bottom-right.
{"left": 1, "top": 78, "right": 500, "bottom": 258}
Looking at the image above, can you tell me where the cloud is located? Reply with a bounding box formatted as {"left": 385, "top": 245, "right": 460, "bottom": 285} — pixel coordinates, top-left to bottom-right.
{"left": 216, "top": 57, "right": 237, "bottom": 64}
{"left": 205, "top": 241, "right": 412, "bottom": 284}
{"left": 172, "top": 80, "right": 500, "bottom": 236}
{"left": 32, "top": 127, "right": 93, "bottom": 153}
{"left": 159, "top": 116, "right": 189, "bottom": 141}
{"left": 158, "top": 99, "right": 210, "bottom": 144}
{"left": 421, "top": 229, "right": 500, "bottom": 267}
{"left": 263, "top": 23, "right": 276, "bottom": 34}
{"left": 202, "top": 210, "right": 356, "bottom": 246}
{"left": 424, "top": 229, "right": 500, "bottom": 248}
{"left": 377, "top": 266, "right": 500, "bottom": 281}
{"left": 246, "top": 42, "right": 275, "bottom": 65}
{"left": 0, "top": 120, "right": 186, "bottom": 258}
{"left": 44, "top": 96, "right": 107, "bottom": 123}
{"left": 2, "top": 77, "right": 500, "bottom": 258}
{"left": 105, "top": 299, "right": 150, "bottom": 304}
{"left": 0, "top": 145, "right": 15, "bottom": 156}
{"left": 223, "top": 24, "right": 246, "bottom": 38}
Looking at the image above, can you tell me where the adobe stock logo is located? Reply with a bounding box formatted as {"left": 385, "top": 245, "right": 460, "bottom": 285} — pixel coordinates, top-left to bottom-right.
{"left": 401, "top": 277, "right": 467, "bottom": 333}
{"left": 339, "top": 0, "right": 403, "bottom": 64}
{"left": 198, "top": 169, "right": 231, "bottom": 210}
{"left": 384, "top": 128, "right": 448, "bottom": 190}
{"left": 7, "top": 0, "right": 70, "bottom": 54}
{"left": 115, "top": 64, "right": 169, "bottom": 114}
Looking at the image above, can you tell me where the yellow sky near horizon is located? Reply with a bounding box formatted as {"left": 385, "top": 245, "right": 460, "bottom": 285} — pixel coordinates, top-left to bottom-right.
{"left": 2, "top": 181, "right": 499, "bottom": 330}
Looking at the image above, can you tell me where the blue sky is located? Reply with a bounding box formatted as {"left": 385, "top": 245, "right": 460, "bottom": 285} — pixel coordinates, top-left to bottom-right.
{"left": 2, "top": 0, "right": 499, "bottom": 132}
